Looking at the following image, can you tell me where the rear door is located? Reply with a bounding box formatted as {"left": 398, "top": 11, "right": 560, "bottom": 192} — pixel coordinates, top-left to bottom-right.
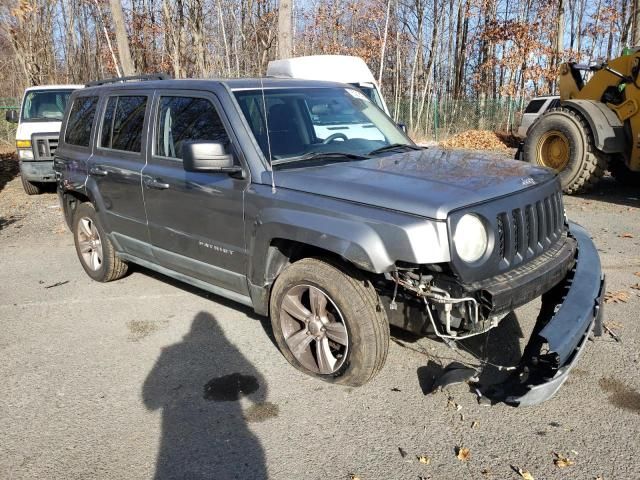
{"left": 55, "top": 94, "right": 100, "bottom": 193}
{"left": 142, "top": 89, "right": 249, "bottom": 295}
{"left": 89, "top": 91, "right": 151, "bottom": 259}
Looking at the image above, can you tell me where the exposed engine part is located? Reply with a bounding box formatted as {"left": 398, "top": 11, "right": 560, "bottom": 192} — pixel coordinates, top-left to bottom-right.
{"left": 385, "top": 269, "right": 503, "bottom": 341}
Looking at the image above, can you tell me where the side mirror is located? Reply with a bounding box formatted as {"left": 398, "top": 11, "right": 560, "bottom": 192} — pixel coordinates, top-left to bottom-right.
{"left": 5, "top": 109, "right": 18, "bottom": 124}
{"left": 182, "top": 141, "right": 241, "bottom": 173}
{"left": 397, "top": 122, "right": 408, "bottom": 133}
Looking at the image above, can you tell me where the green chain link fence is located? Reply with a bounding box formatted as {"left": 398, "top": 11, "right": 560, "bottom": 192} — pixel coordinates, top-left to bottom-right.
{"left": 0, "top": 98, "right": 20, "bottom": 147}
{"left": 394, "top": 98, "right": 523, "bottom": 142}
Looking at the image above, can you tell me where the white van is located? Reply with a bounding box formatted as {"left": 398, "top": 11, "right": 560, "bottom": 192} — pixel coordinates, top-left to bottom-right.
{"left": 267, "top": 55, "right": 390, "bottom": 114}
{"left": 267, "top": 56, "right": 394, "bottom": 142}
{"left": 5, "top": 84, "right": 83, "bottom": 194}
{"left": 517, "top": 95, "right": 560, "bottom": 138}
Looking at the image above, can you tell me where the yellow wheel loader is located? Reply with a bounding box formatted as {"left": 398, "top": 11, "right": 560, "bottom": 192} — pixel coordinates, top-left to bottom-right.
{"left": 521, "top": 48, "right": 640, "bottom": 194}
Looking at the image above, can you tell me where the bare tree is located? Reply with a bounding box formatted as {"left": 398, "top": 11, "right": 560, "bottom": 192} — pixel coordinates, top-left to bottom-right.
{"left": 108, "top": 0, "right": 135, "bottom": 75}
{"left": 278, "top": 0, "right": 292, "bottom": 59}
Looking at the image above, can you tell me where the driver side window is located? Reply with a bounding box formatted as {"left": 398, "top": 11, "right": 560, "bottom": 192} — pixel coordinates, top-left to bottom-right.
{"left": 156, "top": 96, "right": 229, "bottom": 160}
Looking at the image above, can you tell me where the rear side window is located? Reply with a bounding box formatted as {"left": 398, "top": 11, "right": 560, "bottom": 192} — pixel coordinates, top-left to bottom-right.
{"left": 100, "top": 96, "right": 148, "bottom": 152}
{"left": 64, "top": 96, "right": 99, "bottom": 147}
{"left": 156, "top": 96, "right": 229, "bottom": 159}
{"left": 524, "top": 99, "right": 546, "bottom": 114}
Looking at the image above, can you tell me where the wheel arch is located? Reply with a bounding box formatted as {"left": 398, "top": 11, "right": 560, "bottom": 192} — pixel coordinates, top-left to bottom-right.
{"left": 247, "top": 212, "right": 395, "bottom": 315}
{"left": 561, "top": 99, "right": 626, "bottom": 154}
{"left": 61, "top": 189, "right": 91, "bottom": 229}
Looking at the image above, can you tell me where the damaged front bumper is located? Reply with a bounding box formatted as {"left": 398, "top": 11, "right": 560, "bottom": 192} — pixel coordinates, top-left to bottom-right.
{"left": 485, "top": 222, "right": 605, "bottom": 406}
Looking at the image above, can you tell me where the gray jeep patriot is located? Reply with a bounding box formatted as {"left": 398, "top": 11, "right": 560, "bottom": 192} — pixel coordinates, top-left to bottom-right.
{"left": 55, "top": 75, "right": 605, "bottom": 406}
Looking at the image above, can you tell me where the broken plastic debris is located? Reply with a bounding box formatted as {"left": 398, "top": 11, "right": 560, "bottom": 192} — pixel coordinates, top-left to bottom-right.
{"left": 433, "top": 362, "right": 479, "bottom": 391}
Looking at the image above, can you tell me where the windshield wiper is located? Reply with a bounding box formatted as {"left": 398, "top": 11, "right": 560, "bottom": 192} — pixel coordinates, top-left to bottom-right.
{"left": 27, "top": 116, "right": 62, "bottom": 121}
{"left": 272, "top": 151, "right": 371, "bottom": 166}
{"left": 368, "top": 143, "right": 425, "bottom": 156}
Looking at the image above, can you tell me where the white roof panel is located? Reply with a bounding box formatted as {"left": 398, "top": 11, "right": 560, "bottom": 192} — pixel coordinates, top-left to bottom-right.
{"left": 24, "top": 84, "right": 84, "bottom": 92}
{"left": 267, "top": 56, "right": 376, "bottom": 84}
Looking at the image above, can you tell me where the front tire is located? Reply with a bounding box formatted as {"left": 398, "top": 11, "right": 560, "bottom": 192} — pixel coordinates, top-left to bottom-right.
{"left": 523, "top": 108, "right": 607, "bottom": 194}
{"left": 21, "top": 175, "right": 42, "bottom": 195}
{"left": 72, "top": 202, "right": 128, "bottom": 282}
{"left": 270, "top": 258, "right": 389, "bottom": 387}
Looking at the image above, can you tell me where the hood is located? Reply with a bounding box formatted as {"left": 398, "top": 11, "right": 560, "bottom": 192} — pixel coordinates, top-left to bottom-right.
{"left": 16, "top": 121, "right": 62, "bottom": 141}
{"left": 271, "top": 148, "right": 556, "bottom": 219}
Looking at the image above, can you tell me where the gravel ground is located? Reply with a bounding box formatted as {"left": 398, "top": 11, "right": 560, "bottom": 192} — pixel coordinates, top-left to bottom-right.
{"left": 1, "top": 152, "right": 639, "bottom": 480}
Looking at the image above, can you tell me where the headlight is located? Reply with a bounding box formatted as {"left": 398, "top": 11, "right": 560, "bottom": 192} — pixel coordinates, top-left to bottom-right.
{"left": 18, "top": 149, "right": 34, "bottom": 160}
{"left": 16, "top": 139, "right": 31, "bottom": 149}
{"left": 454, "top": 214, "right": 488, "bottom": 263}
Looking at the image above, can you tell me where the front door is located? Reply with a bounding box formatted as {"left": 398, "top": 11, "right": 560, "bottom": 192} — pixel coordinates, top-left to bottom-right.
{"left": 142, "top": 91, "right": 249, "bottom": 295}
{"left": 89, "top": 92, "right": 151, "bottom": 259}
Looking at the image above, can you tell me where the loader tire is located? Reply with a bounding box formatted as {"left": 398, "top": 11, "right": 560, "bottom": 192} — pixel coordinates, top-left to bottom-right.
{"left": 523, "top": 108, "right": 607, "bottom": 194}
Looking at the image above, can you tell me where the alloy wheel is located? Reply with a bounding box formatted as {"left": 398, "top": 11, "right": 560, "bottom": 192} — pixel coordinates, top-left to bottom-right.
{"left": 279, "top": 284, "right": 349, "bottom": 374}
{"left": 77, "top": 217, "right": 103, "bottom": 271}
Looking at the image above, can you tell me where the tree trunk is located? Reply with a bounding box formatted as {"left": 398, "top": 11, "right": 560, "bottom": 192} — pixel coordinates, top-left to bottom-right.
{"left": 108, "top": 0, "right": 135, "bottom": 76}
{"left": 633, "top": 0, "right": 640, "bottom": 46}
{"left": 377, "top": 0, "right": 391, "bottom": 88}
{"left": 277, "top": 0, "right": 292, "bottom": 59}
{"left": 554, "top": 0, "right": 564, "bottom": 93}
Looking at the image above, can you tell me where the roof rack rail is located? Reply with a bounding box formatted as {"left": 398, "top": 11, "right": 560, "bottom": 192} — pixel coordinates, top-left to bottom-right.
{"left": 85, "top": 74, "right": 171, "bottom": 87}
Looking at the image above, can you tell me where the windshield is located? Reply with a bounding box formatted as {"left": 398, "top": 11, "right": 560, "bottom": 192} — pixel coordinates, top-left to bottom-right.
{"left": 234, "top": 87, "right": 410, "bottom": 165}
{"left": 349, "top": 83, "right": 384, "bottom": 110}
{"left": 21, "top": 90, "right": 74, "bottom": 122}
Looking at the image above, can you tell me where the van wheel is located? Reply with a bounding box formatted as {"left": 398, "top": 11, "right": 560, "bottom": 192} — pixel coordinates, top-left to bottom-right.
{"left": 72, "top": 203, "right": 128, "bottom": 282}
{"left": 270, "top": 258, "right": 389, "bottom": 386}
{"left": 21, "top": 175, "right": 42, "bottom": 195}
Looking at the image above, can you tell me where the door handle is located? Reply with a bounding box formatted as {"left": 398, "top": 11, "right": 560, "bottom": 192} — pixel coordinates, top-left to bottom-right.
{"left": 144, "top": 178, "right": 170, "bottom": 190}
{"left": 89, "top": 166, "right": 108, "bottom": 177}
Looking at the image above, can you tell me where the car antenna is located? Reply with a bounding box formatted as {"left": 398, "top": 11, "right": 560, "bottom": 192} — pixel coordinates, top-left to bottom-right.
{"left": 259, "top": 75, "right": 276, "bottom": 194}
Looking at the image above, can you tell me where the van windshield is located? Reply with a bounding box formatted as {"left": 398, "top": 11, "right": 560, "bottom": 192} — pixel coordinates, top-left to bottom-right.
{"left": 21, "top": 90, "right": 74, "bottom": 122}
{"left": 234, "top": 86, "right": 410, "bottom": 165}
{"left": 349, "top": 84, "right": 384, "bottom": 111}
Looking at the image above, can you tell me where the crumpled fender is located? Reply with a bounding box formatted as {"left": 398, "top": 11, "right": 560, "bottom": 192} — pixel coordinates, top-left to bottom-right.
{"left": 248, "top": 207, "right": 395, "bottom": 287}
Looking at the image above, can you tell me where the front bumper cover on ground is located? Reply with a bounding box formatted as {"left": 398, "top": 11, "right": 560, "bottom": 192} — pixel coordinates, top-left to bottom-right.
{"left": 483, "top": 222, "right": 605, "bottom": 406}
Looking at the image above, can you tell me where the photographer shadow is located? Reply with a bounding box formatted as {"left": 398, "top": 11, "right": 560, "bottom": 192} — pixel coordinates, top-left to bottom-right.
{"left": 143, "top": 311, "right": 270, "bottom": 479}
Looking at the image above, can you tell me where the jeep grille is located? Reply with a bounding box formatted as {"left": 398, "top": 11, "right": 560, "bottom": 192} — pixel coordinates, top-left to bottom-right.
{"left": 496, "top": 191, "right": 564, "bottom": 268}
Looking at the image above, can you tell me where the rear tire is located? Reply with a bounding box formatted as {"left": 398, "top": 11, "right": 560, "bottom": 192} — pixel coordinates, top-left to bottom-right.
{"left": 21, "top": 175, "right": 42, "bottom": 195}
{"left": 72, "top": 202, "right": 128, "bottom": 282}
{"left": 269, "top": 258, "right": 389, "bottom": 387}
{"left": 523, "top": 108, "right": 607, "bottom": 194}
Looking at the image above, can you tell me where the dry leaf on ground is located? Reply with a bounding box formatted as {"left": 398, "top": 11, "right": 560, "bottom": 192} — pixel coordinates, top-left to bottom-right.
{"left": 604, "top": 290, "right": 630, "bottom": 304}
{"left": 512, "top": 466, "right": 535, "bottom": 480}
{"left": 456, "top": 446, "right": 470, "bottom": 461}
{"left": 634, "top": 272, "right": 640, "bottom": 277}
{"left": 553, "top": 452, "right": 575, "bottom": 468}
{"left": 447, "top": 397, "right": 461, "bottom": 411}
{"left": 417, "top": 455, "right": 431, "bottom": 465}
{"left": 619, "top": 233, "right": 634, "bottom": 238}
{"left": 471, "top": 421, "right": 479, "bottom": 429}
{"left": 630, "top": 283, "right": 640, "bottom": 291}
